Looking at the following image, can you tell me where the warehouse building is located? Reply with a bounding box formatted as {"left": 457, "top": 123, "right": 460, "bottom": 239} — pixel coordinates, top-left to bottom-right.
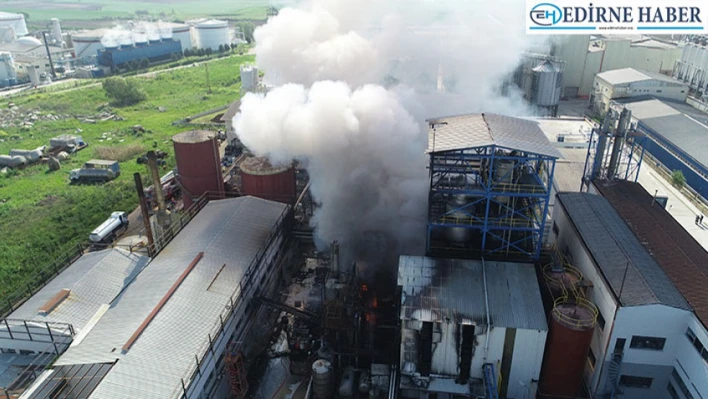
{"left": 551, "top": 185, "right": 708, "bottom": 399}
{"left": 617, "top": 98, "right": 708, "bottom": 199}
{"left": 398, "top": 256, "right": 548, "bottom": 399}
{"left": 552, "top": 36, "right": 682, "bottom": 98}
{"left": 591, "top": 68, "right": 688, "bottom": 113}
{"left": 3, "top": 196, "right": 293, "bottom": 399}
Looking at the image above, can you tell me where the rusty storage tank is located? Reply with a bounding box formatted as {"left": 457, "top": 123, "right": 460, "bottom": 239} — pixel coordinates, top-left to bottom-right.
{"left": 543, "top": 263, "right": 584, "bottom": 299}
{"left": 239, "top": 156, "right": 296, "bottom": 204}
{"left": 173, "top": 130, "right": 224, "bottom": 209}
{"left": 539, "top": 298, "right": 597, "bottom": 398}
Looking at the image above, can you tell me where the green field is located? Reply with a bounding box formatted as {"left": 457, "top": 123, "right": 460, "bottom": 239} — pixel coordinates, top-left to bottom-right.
{"left": 0, "top": 0, "right": 280, "bottom": 25}
{"left": 0, "top": 53, "right": 254, "bottom": 299}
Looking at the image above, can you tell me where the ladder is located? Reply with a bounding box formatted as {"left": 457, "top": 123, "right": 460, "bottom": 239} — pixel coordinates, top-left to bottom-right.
{"left": 483, "top": 363, "right": 499, "bottom": 399}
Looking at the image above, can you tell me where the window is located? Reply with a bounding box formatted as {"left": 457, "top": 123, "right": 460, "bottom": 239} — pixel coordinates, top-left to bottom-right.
{"left": 685, "top": 328, "right": 708, "bottom": 364}
{"left": 597, "top": 310, "right": 606, "bottom": 330}
{"left": 671, "top": 369, "right": 694, "bottom": 399}
{"left": 587, "top": 348, "right": 596, "bottom": 370}
{"left": 656, "top": 90, "right": 663, "bottom": 93}
{"left": 630, "top": 335, "right": 666, "bottom": 350}
{"left": 668, "top": 382, "right": 681, "bottom": 399}
{"left": 619, "top": 375, "right": 652, "bottom": 389}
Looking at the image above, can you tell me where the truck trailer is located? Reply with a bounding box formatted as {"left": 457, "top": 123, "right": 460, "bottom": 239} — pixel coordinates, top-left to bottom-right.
{"left": 70, "top": 159, "right": 120, "bottom": 183}
{"left": 89, "top": 211, "right": 129, "bottom": 243}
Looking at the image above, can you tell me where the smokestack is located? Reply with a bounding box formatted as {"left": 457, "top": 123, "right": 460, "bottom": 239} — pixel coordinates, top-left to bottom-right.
{"left": 134, "top": 173, "right": 155, "bottom": 256}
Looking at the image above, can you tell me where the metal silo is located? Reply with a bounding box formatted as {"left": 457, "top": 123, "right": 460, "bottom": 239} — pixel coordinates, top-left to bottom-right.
{"left": 169, "top": 23, "right": 192, "bottom": 51}
{"left": 240, "top": 65, "right": 259, "bottom": 92}
{"left": 0, "top": 12, "right": 27, "bottom": 38}
{"left": 72, "top": 29, "right": 106, "bottom": 59}
{"left": 239, "top": 156, "right": 297, "bottom": 204}
{"left": 539, "top": 299, "right": 596, "bottom": 397}
{"left": 173, "top": 130, "right": 224, "bottom": 209}
{"left": 532, "top": 59, "right": 564, "bottom": 107}
{"left": 195, "top": 19, "right": 229, "bottom": 51}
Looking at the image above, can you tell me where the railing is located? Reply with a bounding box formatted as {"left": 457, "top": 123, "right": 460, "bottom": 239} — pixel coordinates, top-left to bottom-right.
{"left": 0, "top": 243, "right": 88, "bottom": 318}
{"left": 173, "top": 204, "right": 294, "bottom": 399}
{"left": 551, "top": 296, "right": 598, "bottom": 331}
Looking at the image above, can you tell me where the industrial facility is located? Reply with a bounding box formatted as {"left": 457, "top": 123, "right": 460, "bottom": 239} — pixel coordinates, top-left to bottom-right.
{"left": 512, "top": 53, "right": 565, "bottom": 116}
{"left": 591, "top": 68, "right": 689, "bottom": 113}
{"left": 673, "top": 36, "right": 708, "bottom": 101}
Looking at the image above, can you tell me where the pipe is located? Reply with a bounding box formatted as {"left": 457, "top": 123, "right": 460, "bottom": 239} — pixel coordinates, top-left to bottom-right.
{"left": 41, "top": 31, "right": 57, "bottom": 79}
{"left": 147, "top": 151, "right": 167, "bottom": 213}
{"left": 482, "top": 257, "right": 491, "bottom": 363}
{"left": 133, "top": 173, "right": 154, "bottom": 255}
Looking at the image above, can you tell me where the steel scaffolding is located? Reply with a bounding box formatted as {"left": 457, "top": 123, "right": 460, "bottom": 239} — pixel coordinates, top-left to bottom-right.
{"left": 426, "top": 145, "right": 557, "bottom": 260}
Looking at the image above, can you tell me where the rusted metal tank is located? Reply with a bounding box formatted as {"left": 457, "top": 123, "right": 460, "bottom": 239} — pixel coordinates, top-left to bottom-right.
{"left": 239, "top": 156, "right": 296, "bottom": 204}
{"left": 173, "top": 130, "right": 224, "bottom": 209}
{"left": 539, "top": 299, "right": 597, "bottom": 397}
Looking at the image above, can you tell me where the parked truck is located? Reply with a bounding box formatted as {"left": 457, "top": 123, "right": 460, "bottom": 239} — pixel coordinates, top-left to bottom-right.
{"left": 70, "top": 160, "right": 120, "bottom": 183}
{"left": 89, "top": 211, "right": 129, "bottom": 243}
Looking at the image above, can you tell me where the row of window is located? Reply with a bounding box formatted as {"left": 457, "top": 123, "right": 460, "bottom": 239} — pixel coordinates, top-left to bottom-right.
{"left": 671, "top": 369, "right": 694, "bottom": 399}
{"left": 686, "top": 328, "right": 708, "bottom": 363}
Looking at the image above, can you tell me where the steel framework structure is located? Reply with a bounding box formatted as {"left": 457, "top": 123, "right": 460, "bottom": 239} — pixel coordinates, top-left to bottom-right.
{"left": 426, "top": 144, "right": 557, "bottom": 260}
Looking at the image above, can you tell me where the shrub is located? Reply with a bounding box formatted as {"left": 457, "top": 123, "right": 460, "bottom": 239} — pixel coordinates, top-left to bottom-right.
{"left": 102, "top": 77, "right": 147, "bottom": 107}
{"left": 671, "top": 170, "right": 686, "bottom": 188}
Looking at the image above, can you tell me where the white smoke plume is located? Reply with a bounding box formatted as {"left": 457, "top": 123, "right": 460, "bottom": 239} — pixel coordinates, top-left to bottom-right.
{"left": 235, "top": 0, "right": 548, "bottom": 256}
{"left": 100, "top": 21, "right": 174, "bottom": 47}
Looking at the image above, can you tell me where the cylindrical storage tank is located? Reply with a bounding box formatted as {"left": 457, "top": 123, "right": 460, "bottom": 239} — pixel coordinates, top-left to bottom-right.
{"left": 171, "top": 24, "right": 192, "bottom": 51}
{"left": 311, "top": 359, "right": 333, "bottom": 399}
{"left": 195, "top": 19, "right": 229, "bottom": 51}
{"left": 73, "top": 31, "right": 105, "bottom": 59}
{"left": 444, "top": 194, "right": 475, "bottom": 243}
{"left": 539, "top": 299, "right": 597, "bottom": 398}
{"left": 542, "top": 264, "right": 583, "bottom": 299}
{"left": 240, "top": 65, "right": 259, "bottom": 92}
{"left": 51, "top": 18, "right": 62, "bottom": 45}
{"left": 532, "top": 60, "right": 564, "bottom": 107}
{"left": 240, "top": 156, "right": 296, "bottom": 204}
{"left": 0, "top": 12, "right": 27, "bottom": 38}
{"left": 173, "top": 130, "right": 224, "bottom": 209}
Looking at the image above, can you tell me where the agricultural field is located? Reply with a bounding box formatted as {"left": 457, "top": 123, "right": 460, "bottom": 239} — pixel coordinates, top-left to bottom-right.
{"left": 0, "top": 53, "right": 254, "bottom": 300}
{"left": 1, "top": 0, "right": 292, "bottom": 30}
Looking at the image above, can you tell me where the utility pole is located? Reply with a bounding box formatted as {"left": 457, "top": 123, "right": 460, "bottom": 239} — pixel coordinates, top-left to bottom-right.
{"left": 41, "top": 31, "right": 57, "bottom": 79}
{"left": 205, "top": 63, "right": 211, "bottom": 93}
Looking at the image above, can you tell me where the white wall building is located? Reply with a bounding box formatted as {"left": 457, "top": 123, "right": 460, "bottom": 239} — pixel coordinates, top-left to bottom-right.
{"left": 591, "top": 68, "right": 689, "bottom": 113}
{"left": 398, "top": 256, "right": 548, "bottom": 399}
{"left": 551, "top": 189, "right": 708, "bottom": 399}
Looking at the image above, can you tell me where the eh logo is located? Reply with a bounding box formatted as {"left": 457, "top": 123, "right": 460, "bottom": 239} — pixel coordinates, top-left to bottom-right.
{"left": 530, "top": 3, "right": 563, "bottom": 26}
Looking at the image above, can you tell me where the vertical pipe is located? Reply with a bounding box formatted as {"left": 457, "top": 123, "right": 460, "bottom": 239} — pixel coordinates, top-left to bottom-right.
{"left": 147, "top": 151, "right": 167, "bottom": 213}
{"left": 581, "top": 128, "right": 596, "bottom": 191}
{"left": 482, "top": 258, "right": 491, "bottom": 363}
{"left": 537, "top": 159, "right": 556, "bottom": 258}
{"left": 41, "top": 31, "right": 57, "bottom": 79}
{"left": 482, "top": 147, "right": 495, "bottom": 253}
{"left": 133, "top": 173, "right": 155, "bottom": 255}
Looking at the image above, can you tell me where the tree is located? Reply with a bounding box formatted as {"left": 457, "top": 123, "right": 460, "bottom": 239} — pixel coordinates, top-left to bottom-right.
{"left": 183, "top": 48, "right": 191, "bottom": 57}
{"left": 205, "top": 47, "right": 213, "bottom": 56}
{"left": 218, "top": 44, "right": 224, "bottom": 53}
{"left": 235, "top": 22, "right": 255, "bottom": 43}
{"left": 102, "top": 77, "right": 147, "bottom": 107}
{"left": 139, "top": 58, "right": 149, "bottom": 69}
{"left": 671, "top": 170, "right": 686, "bottom": 188}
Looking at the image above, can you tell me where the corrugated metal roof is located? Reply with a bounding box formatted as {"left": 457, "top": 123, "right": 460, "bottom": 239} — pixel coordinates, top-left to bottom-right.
{"left": 8, "top": 249, "right": 148, "bottom": 332}
{"left": 621, "top": 99, "right": 708, "bottom": 169}
{"left": 595, "top": 180, "right": 708, "bottom": 329}
{"left": 557, "top": 192, "right": 690, "bottom": 310}
{"left": 398, "top": 256, "right": 548, "bottom": 331}
{"left": 597, "top": 68, "right": 682, "bottom": 85}
{"left": 54, "top": 196, "right": 288, "bottom": 399}
{"left": 427, "top": 113, "right": 562, "bottom": 158}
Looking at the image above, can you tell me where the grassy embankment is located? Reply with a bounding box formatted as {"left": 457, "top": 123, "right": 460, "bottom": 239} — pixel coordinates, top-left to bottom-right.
{"left": 0, "top": 54, "right": 253, "bottom": 299}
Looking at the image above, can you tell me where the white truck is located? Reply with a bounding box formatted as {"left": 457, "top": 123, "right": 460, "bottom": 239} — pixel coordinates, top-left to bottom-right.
{"left": 90, "top": 211, "right": 129, "bottom": 243}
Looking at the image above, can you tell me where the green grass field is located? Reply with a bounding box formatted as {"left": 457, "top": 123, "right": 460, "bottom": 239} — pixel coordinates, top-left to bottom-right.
{"left": 1, "top": 0, "right": 278, "bottom": 24}
{"left": 0, "top": 53, "right": 254, "bottom": 299}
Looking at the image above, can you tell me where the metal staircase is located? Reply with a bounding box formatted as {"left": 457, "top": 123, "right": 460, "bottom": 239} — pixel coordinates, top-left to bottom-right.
{"left": 607, "top": 351, "right": 624, "bottom": 398}
{"left": 483, "top": 363, "right": 499, "bottom": 399}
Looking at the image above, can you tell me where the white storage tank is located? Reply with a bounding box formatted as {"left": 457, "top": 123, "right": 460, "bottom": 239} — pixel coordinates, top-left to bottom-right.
{"left": 0, "top": 12, "right": 28, "bottom": 38}
{"left": 169, "top": 23, "right": 192, "bottom": 51}
{"left": 532, "top": 59, "right": 564, "bottom": 107}
{"left": 240, "top": 65, "right": 258, "bottom": 92}
{"left": 195, "top": 19, "right": 229, "bottom": 51}
{"left": 0, "top": 52, "right": 16, "bottom": 82}
{"left": 51, "top": 18, "right": 63, "bottom": 46}
{"left": 16, "top": 36, "right": 42, "bottom": 46}
{"left": 72, "top": 29, "right": 106, "bottom": 59}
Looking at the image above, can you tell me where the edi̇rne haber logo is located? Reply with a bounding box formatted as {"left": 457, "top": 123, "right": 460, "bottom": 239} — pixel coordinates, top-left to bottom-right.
{"left": 526, "top": 0, "right": 707, "bottom": 34}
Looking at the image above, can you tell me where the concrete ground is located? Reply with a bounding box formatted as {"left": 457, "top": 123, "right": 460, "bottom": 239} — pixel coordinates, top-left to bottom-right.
{"left": 557, "top": 98, "right": 592, "bottom": 118}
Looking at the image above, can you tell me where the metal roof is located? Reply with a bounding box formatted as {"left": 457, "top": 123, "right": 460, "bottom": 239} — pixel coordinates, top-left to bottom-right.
{"left": 596, "top": 68, "right": 683, "bottom": 85}
{"left": 427, "top": 113, "right": 562, "bottom": 158}
{"left": 595, "top": 180, "right": 708, "bottom": 328}
{"left": 398, "top": 256, "right": 548, "bottom": 331}
{"left": 8, "top": 249, "right": 148, "bottom": 332}
{"left": 26, "top": 363, "right": 114, "bottom": 399}
{"left": 54, "top": 196, "right": 288, "bottom": 399}
{"left": 220, "top": 99, "right": 240, "bottom": 123}
{"left": 557, "top": 192, "right": 690, "bottom": 310}
{"left": 621, "top": 98, "right": 708, "bottom": 169}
